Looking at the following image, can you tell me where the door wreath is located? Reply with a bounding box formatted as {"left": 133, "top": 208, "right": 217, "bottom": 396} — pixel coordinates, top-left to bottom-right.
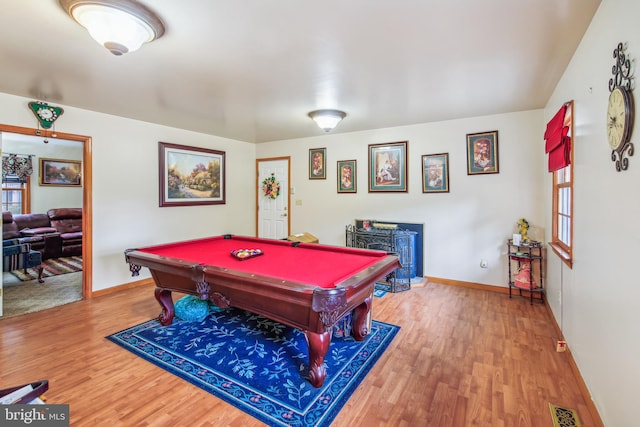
{"left": 262, "top": 174, "right": 280, "bottom": 199}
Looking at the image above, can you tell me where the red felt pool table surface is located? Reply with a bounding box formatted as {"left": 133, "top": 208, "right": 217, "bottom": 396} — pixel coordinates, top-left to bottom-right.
{"left": 137, "top": 234, "right": 388, "bottom": 289}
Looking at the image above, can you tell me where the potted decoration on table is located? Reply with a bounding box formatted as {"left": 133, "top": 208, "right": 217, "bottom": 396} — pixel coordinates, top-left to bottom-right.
{"left": 517, "top": 218, "right": 530, "bottom": 243}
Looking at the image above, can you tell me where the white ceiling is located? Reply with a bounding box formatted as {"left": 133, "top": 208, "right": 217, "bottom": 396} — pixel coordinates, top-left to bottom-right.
{"left": 0, "top": 0, "right": 601, "bottom": 143}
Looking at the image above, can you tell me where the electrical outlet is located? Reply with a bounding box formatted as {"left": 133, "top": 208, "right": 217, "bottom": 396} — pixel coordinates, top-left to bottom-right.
{"left": 556, "top": 340, "right": 567, "bottom": 352}
{"left": 480, "top": 259, "right": 488, "bottom": 268}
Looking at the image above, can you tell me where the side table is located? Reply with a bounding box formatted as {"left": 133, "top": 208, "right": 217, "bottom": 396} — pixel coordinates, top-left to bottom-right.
{"left": 507, "top": 239, "right": 544, "bottom": 304}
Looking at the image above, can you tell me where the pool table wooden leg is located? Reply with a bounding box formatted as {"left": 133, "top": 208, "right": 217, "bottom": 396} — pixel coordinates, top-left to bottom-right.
{"left": 351, "top": 296, "right": 372, "bottom": 341}
{"left": 304, "top": 330, "right": 331, "bottom": 388}
{"left": 154, "top": 287, "right": 175, "bottom": 326}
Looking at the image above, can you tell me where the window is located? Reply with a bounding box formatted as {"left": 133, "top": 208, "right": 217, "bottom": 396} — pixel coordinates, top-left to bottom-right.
{"left": 2, "top": 175, "right": 30, "bottom": 214}
{"left": 550, "top": 101, "right": 573, "bottom": 267}
{"left": 2, "top": 153, "right": 34, "bottom": 214}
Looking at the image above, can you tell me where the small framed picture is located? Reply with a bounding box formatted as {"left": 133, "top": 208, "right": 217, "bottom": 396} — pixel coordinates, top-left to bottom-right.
{"left": 39, "top": 158, "right": 82, "bottom": 187}
{"left": 337, "top": 160, "right": 357, "bottom": 193}
{"left": 422, "top": 153, "right": 449, "bottom": 193}
{"left": 158, "top": 141, "right": 225, "bottom": 207}
{"left": 466, "top": 130, "right": 499, "bottom": 175}
{"left": 309, "top": 148, "right": 326, "bottom": 179}
{"left": 368, "top": 141, "right": 408, "bottom": 192}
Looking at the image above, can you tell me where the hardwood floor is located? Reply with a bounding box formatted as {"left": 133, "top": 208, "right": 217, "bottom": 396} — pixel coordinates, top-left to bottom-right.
{"left": 0, "top": 282, "right": 600, "bottom": 426}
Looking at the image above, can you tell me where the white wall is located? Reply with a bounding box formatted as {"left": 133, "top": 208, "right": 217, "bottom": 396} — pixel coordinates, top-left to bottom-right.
{"left": 3, "top": 94, "right": 546, "bottom": 292}
{"left": 256, "top": 110, "right": 545, "bottom": 288}
{"left": 0, "top": 92, "right": 257, "bottom": 292}
{"left": 543, "top": 0, "right": 639, "bottom": 425}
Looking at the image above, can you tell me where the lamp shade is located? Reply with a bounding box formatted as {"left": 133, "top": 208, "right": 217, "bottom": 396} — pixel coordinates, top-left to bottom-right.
{"left": 308, "top": 109, "right": 346, "bottom": 132}
{"left": 60, "top": 0, "right": 165, "bottom": 55}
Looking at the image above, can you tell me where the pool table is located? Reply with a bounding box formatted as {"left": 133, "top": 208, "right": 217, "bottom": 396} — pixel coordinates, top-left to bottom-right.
{"left": 125, "top": 234, "right": 399, "bottom": 387}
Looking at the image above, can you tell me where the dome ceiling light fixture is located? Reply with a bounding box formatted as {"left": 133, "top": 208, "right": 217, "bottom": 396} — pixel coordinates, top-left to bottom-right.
{"left": 59, "top": 0, "right": 165, "bottom": 56}
{"left": 308, "top": 109, "right": 347, "bottom": 132}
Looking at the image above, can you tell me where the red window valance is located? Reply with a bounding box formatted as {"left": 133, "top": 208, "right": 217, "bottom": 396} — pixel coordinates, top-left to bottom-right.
{"left": 544, "top": 104, "right": 571, "bottom": 172}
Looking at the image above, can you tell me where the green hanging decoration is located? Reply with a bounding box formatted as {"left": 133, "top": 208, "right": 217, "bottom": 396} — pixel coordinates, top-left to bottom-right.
{"left": 28, "top": 101, "right": 64, "bottom": 129}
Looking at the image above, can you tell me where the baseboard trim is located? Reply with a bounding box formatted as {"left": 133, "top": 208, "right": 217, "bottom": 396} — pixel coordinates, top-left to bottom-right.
{"left": 426, "top": 276, "right": 509, "bottom": 294}
{"left": 426, "top": 276, "right": 604, "bottom": 427}
{"left": 542, "top": 298, "right": 604, "bottom": 427}
{"left": 92, "top": 278, "right": 154, "bottom": 298}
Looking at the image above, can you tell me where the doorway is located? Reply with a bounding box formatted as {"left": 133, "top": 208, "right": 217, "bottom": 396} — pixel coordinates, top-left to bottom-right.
{"left": 256, "top": 157, "right": 290, "bottom": 239}
{"left": 0, "top": 124, "right": 92, "bottom": 317}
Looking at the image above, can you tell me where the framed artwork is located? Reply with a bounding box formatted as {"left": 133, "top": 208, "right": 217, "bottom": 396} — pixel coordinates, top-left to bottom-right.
{"left": 39, "top": 158, "right": 82, "bottom": 186}
{"left": 158, "top": 141, "right": 225, "bottom": 207}
{"left": 337, "top": 160, "right": 357, "bottom": 193}
{"left": 368, "top": 141, "right": 408, "bottom": 192}
{"left": 309, "top": 148, "right": 326, "bottom": 179}
{"left": 422, "top": 153, "right": 449, "bottom": 193}
{"left": 466, "top": 130, "right": 499, "bottom": 175}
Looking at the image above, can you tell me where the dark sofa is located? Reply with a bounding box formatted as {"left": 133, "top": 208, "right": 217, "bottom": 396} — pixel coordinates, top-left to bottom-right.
{"left": 47, "top": 208, "right": 82, "bottom": 257}
{"left": 2, "top": 208, "right": 82, "bottom": 259}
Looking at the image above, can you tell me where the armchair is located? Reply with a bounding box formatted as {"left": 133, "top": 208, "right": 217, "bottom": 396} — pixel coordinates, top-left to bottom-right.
{"left": 2, "top": 239, "right": 44, "bottom": 283}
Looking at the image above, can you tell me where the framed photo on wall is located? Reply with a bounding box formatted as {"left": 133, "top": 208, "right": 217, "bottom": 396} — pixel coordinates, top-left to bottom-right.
{"left": 466, "top": 130, "right": 499, "bottom": 175}
{"left": 337, "top": 160, "right": 357, "bottom": 193}
{"left": 368, "top": 141, "right": 408, "bottom": 192}
{"left": 422, "top": 153, "right": 449, "bottom": 193}
{"left": 309, "top": 148, "right": 326, "bottom": 179}
{"left": 39, "top": 158, "right": 82, "bottom": 187}
{"left": 158, "top": 141, "right": 225, "bottom": 207}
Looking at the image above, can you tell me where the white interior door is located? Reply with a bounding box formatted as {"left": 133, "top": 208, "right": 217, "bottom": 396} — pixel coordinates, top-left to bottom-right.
{"left": 257, "top": 158, "right": 290, "bottom": 239}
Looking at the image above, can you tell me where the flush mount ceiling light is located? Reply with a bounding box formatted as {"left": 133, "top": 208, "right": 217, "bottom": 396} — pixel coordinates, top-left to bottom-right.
{"left": 59, "top": 0, "right": 165, "bottom": 55}
{"left": 308, "top": 109, "right": 347, "bottom": 132}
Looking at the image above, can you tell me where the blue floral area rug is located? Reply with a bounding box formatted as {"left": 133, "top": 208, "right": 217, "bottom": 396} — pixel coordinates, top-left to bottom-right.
{"left": 106, "top": 307, "right": 399, "bottom": 426}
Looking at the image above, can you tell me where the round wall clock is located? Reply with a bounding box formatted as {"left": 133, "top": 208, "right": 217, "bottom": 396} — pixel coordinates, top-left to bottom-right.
{"left": 607, "top": 86, "right": 634, "bottom": 151}
{"left": 37, "top": 107, "right": 56, "bottom": 121}
{"left": 607, "top": 42, "right": 635, "bottom": 171}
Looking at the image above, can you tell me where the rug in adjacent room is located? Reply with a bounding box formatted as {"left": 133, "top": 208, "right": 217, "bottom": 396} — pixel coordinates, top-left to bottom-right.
{"left": 1, "top": 271, "right": 82, "bottom": 318}
{"left": 9, "top": 256, "right": 82, "bottom": 281}
{"left": 107, "top": 307, "right": 399, "bottom": 427}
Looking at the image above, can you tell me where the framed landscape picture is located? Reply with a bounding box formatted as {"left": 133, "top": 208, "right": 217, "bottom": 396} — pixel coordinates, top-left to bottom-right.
{"left": 422, "top": 153, "right": 449, "bottom": 193}
{"left": 159, "top": 141, "right": 225, "bottom": 207}
{"left": 337, "top": 160, "right": 357, "bottom": 193}
{"left": 368, "top": 141, "right": 408, "bottom": 192}
{"left": 39, "top": 158, "right": 82, "bottom": 187}
{"left": 466, "top": 130, "right": 499, "bottom": 175}
{"left": 309, "top": 148, "right": 326, "bottom": 179}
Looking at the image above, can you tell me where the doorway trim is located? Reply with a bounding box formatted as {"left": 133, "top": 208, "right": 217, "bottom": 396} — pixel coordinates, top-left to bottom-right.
{"left": 256, "top": 156, "right": 291, "bottom": 238}
{"left": 0, "top": 124, "right": 93, "bottom": 299}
